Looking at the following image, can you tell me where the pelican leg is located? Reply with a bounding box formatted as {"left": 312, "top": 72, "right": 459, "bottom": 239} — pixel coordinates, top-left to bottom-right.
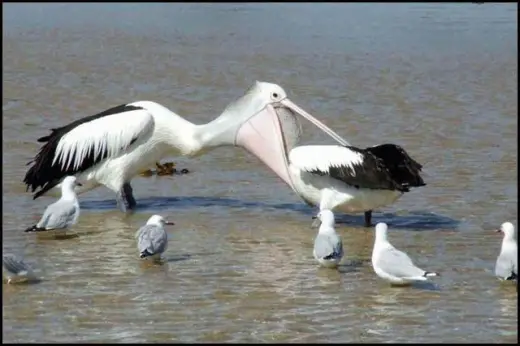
{"left": 116, "top": 183, "right": 137, "bottom": 212}
{"left": 364, "top": 210, "right": 373, "bottom": 228}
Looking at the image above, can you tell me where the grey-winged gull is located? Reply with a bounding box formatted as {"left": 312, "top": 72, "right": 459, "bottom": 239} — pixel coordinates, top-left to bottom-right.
{"left": 3, "top": 254, "right": 38, "bottom": 284}
{"left": 136, "top": 215, "right": 175, "bottom": 261}
{"left": 312, "top": 209, "right": 344, "bottom": 268}
{"left": 371, "top": 222, "right": 439, "bottom": 285}
{"left": 25, "top": 176, "right": 81, "bottom": 232}
{"left": 494, "top": 222, "right": 517, "bottom": 282}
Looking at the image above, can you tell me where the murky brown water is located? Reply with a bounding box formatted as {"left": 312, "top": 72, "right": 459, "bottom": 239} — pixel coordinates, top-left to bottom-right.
{"left": 3, "top": 3, "right": 517, "bottom": 343}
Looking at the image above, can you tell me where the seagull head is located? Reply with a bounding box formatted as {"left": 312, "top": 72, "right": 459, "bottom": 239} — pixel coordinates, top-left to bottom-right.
{"left": 147, "top": 215, "right": 175, "bottom": 227}
{"left": 496, "top": 222, "right": 515, "bottom": 239}
{"left": 312, "top": 209, "right": 335, "bottom": 229}
{"left": 374, "top": 222, "right": 389, "bottom": 242}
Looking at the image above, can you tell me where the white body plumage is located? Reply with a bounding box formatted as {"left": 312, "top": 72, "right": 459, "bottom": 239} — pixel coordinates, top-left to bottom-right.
{"left": 35, "top": 101, "right": 207, "bottom": 197}
{"left": 288, "top": 145, "right": 404, "bottom": 213}
{"left": 25, "top": 81, "right": 349, "bottom": 214}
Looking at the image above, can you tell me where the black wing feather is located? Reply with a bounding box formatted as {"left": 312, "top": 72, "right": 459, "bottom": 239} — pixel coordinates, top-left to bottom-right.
{"left": 364, "top": 143, "right": 426, "bottom": 188}
{"left": 307, "top": 144, "right": 425, "bottom": 192}
{"left": 310, "top": 146, "right": 408, "bottom": 192}
{"left": 23, "top": 104, "right": 144, "bottom": 199}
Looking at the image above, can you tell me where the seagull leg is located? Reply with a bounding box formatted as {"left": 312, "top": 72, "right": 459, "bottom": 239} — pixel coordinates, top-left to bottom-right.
{"left": 364, "top": 210, "right": 373, "bottom": 227}
{"left": 116, "top": 183, "right": 137, "bottom": 212}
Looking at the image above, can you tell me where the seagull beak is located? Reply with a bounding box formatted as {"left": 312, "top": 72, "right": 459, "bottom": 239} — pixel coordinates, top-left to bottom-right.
{"left": 495, "top": 229, "right": 502, "bottom": 233}
{"left": 164, "top": 221, "right": 175, "bottom": 226}
{"left": 311, "top": 217, "right": 321, "bottom": 229}
{"left": 76, "top": 182, "right": 83, "bottom": 187}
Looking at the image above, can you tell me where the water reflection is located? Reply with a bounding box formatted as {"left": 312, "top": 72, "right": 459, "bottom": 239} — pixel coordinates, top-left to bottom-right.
{"left": 81, "top": 196, "right": 462, "bottom": 230}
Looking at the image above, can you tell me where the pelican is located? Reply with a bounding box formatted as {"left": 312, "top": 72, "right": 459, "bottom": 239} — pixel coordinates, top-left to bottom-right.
{"left": 23, "top": 81, "right": 346, "bottom": 212}
{"left": 285, "top": 144, "right": 426, "bottom": 227}
{"left": 233, "top": 96, "right": 426, "bottom": 226}
{"left": 206, "top": 92, "right": 425, "bottom": 227}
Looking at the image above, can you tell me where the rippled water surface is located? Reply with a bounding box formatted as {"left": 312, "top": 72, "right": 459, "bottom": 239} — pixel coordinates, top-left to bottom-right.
{"left": 3, "top": 3, "right": 518, "bottom": 343}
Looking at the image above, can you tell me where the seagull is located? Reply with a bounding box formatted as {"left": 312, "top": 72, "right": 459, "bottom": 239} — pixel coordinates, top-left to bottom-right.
{"left": 312, "top": 209, "right": 344, "bottom": 268}
{"left": 3, "top": 254, "right": 38, "bottom": 284}
{"left": 371, "top": 222, "right": 439, "bottom": 285}
{"left": 136, "top": 215, "right": 174, "bottom": 261}
{"left": 24, "top": 176, "right": 81, "bottom": 233}
{"left": 23, "top": 81, "right": 346, "bottom": 213}
{"left": 494, "top": 222, "right": 517, "bottom": 282}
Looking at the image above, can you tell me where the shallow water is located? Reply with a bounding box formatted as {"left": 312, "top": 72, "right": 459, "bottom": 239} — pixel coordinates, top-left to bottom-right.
{"left": 2, "top": 3, "right": 518, "bottom": 343}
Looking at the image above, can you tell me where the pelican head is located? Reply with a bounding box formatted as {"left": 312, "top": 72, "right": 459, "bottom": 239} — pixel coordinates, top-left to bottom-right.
{"left": 219, "top": 81, "right": 348, "bottom": 189}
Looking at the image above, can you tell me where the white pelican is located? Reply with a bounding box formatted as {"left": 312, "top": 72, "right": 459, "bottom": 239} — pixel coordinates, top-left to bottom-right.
{"left": 285, "top": 144, "right": 426, "bottom": 227}
{"left": 24, "top": 81, "right": 346, "bottom": 212}
{"left": 238, "top": 105, "right": 426, "bottom": 227}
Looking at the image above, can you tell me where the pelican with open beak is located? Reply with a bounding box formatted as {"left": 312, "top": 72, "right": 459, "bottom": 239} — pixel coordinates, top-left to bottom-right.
{"left": 234, "top": 81, "right": 349, "bottom": 191}
{"left": 235, "top": 82, "right": 426, "bottom": 227}
{"left": 24, "top": 81, "right": 345, "bottom": 212}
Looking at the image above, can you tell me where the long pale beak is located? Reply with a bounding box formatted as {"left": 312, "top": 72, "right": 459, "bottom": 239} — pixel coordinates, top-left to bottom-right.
{"left": 236, "top": 103, "right": 294, "bottom": 189}
{"left": 235, "top": 98, "right": 350, "bottom": 191}
{"left": 280, "top": 99, "right": 350, "bottom": 147}
{"left": 311, "top": 216, "right": 321, "bottom": 228}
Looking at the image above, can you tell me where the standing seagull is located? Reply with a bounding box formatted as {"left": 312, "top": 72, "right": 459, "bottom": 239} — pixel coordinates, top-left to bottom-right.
{"left": 286, "top": 144, "right": 426, "bottom": 227}
{"left": 23, "top": 82, "right": 347, "bottom": 213}
{"left": 371, "top": 222, "right": 439, "bottom": 285}
{"left": 3, "top": 254, "right": 38, "bottom": 284}
{"left": 136, "top": 215, "right": 174, "bottom": 261}
{"left": 24, "top": 176, "right": 81, "bottom": 233}
{"left": 312, "top": 209, "right": 344, "bottom": 268}
{"left": 494, "top": 222, "right": 517, "bottom": 282}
